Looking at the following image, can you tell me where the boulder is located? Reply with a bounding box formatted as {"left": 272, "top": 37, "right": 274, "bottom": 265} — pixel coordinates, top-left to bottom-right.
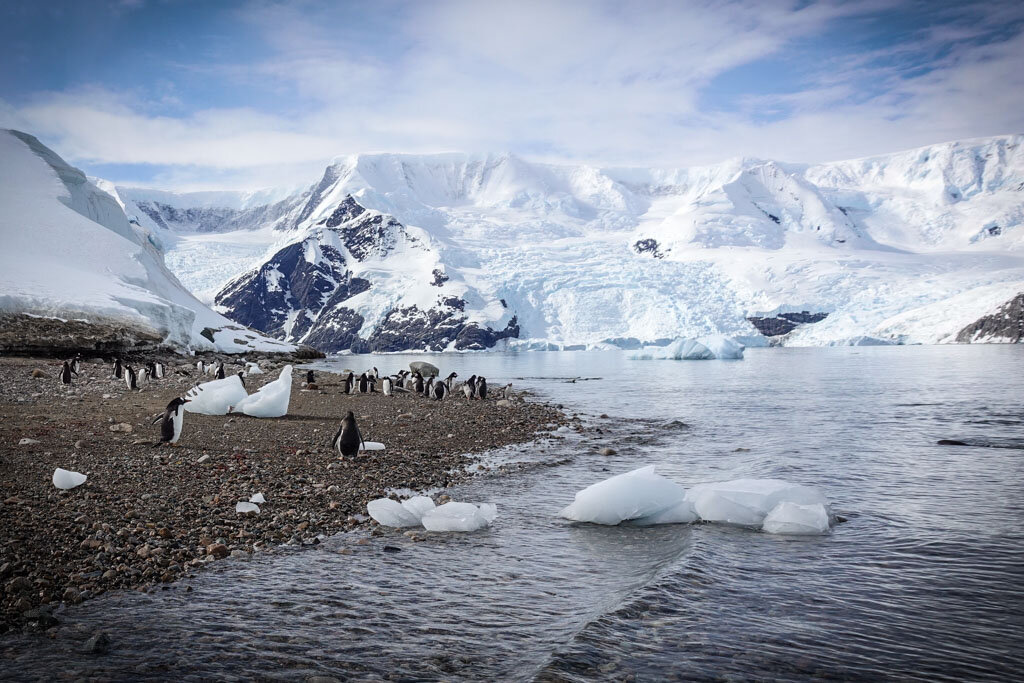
{"left": 409, "top": 361, "right": 439, "bottom": 377}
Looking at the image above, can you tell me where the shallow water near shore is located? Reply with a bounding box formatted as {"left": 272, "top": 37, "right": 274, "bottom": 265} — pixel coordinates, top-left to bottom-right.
{"left": 3, "top": 346, "right": 1024, "bottom": 680}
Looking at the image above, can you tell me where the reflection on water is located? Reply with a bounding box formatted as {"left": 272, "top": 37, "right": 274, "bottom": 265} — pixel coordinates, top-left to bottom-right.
{"left": 2, "top": 346, "right": 1023, "bottom": 681}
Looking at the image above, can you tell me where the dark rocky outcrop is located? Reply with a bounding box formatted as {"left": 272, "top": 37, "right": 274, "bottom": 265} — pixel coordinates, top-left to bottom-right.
{"left": 956, "top": 293, "right": 1024, "bottom": 343}
{"left": 0, "top": 314, "right": 165, "bottom": 357}
{"left": 431, "top": 269, "right": 449, "bottom": 286}
{"left": 633, "top": 238, "right": 664, "bottom": 258}
{"left": 748, "top": 311, "right": 829, "bottom": 337}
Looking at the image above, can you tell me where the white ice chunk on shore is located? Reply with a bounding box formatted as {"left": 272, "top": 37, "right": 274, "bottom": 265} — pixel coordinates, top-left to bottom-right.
{"left": 401, "top": 496, "right": 436, "bottom": 519}
{"left": 628, "top": 335, "right": 744, "bottom": 361}
{"left": 249, "top": 492, "right": 266, "bottom": 504}
{"left": 186, "top": 375, "right": 248, "bottom": 415}
{"left": 236, "top": 502, "right": 260, "bottom": 514}
{"left": 421, "top": 502, "right": 497, "bottom": 532}
{"left": 232, "top": 365, "right": 292, "bottom": 418}
{"left": 359, "top": 442, "right": 386, "bottom": 451}
{"left": 632, "top": 498, "right": 699, "bottom": 526}
{"left": 688, "top": 479, "right": 828, "bottom": 526}
{"left": 367, "top": 498, "right": 422, "bottom": 528}
{"left": 53, "top": 468, "right": 86, "bottom": 490}
{"left": 762, "top": 502, "right": 830, "bottom": 535}
{"left": 559, "top": 465, "right": 688, "bottom": 525}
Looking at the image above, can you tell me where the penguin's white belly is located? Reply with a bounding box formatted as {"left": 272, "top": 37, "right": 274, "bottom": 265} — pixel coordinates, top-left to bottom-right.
{"left": 171, "top": 408, "right": 184, "bottom": 443}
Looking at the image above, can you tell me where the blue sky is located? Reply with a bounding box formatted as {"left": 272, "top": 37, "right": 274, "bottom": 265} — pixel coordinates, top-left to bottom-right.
{"left": 2, "top": 0, "right": 1022, "bottom": 190}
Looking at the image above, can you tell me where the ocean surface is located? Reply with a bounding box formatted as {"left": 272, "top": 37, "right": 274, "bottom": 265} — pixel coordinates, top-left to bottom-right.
{"left": 3, "top": 345, "right": 1023, "bottom": 681}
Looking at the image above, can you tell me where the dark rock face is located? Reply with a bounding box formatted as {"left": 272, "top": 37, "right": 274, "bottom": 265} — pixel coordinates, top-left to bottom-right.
{"left": 454, "top": 317, "right": 520, "bottom": 351}
{"left": 748, "top": 311, "right": 829, "bottom": 337}
{"left": 0, "top": 314, "right": 164, "bottom": 357}
{"left": 956, "top": 293, "right": 1024, "bottom": 343}
{"left": 431, "top": 269, "right": 449, "bottom": 286}
{"left": 633, "top": 238, "right": 664, "bottom": 258}
{"left": 363, "top": 306, "right": 518, "bottom": 352}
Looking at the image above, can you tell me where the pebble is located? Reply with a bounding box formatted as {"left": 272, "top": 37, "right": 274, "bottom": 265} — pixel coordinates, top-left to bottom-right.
{"left": 81, "top": 631, "right": 111, "bottom": 655}
{"left": 74, "top": 440, "right": 84, "bottom": 449}
{"left": 599, "top": 447, "right": 617, "bottom": 456}
{"left": 196, "top": 455, "right": 210, "bottom": 464}
{"left": 109, "top": 423, "right": 133, "bottom": 433}
{"left": 206, "top": 543, "right": 229, "bottom": 559}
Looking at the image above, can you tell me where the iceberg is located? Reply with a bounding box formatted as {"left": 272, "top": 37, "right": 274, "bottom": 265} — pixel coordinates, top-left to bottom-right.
{"left": 688, "top": 478, "right": 827, "bottom": 526}
{"left": 762, "top": 502, "right": 831, "bottom": 535}
{"left": 53, "top": 468, "right": 87, "bottom": 490}
{"left": 421, "top": 502, "right": 497, "bottom": 532}
{"left": 232, "top": 365, "right": 292, "bottom": 418}
{"left": 185, "top": 375, "right": 248, "bottom": 415}
{"left": 558, "top": 465, "right": 688, "bottom": 525}
{"left": 367, "top": 498, "right": 422, "bottom": 528}
{"left": 628, "top": 335, "right": 744, "bottom": 361}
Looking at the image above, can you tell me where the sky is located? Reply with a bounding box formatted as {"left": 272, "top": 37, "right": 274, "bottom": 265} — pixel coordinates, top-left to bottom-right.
{"left": 1, "top": 0, "right": 1023, "bottom": 191}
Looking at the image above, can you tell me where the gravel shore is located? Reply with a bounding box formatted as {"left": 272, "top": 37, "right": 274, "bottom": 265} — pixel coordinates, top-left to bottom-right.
{"left": 0, "top": 355, "right": 569, "bottom": 633}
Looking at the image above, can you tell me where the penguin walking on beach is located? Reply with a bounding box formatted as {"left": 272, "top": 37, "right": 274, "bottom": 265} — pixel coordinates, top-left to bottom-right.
{"left": 382, "top": 376, "right": 393, "bottom": 396}
{"left": 358, "top": 372, "right": 373, "bottom": 393}
{"left": 70, "top": 355, "right": 82, "bottom": 374}
{"left": 139, "top": 366, "right": 151, "bottom": 385}
{"left": 215, "top": 362, "right": 225, "bottom": 380}
{"left": 343, "top": 373, "right": 355, "bottom": 395}
{"left": 423, "top": 376, "right": 434, "bottom": 397}
{"left": 412, "top": 372, "right": 424, "bottom": 395}
{"left": 476, "top": 376, "right": 488, "bottom": 400}
{"left": 501, "top": 382, "right": 513, "bottom": 399}
{"left": 113, "top": 358, "right": 123, "bottom": 379}
{"left": 153, "top": 396, "right": 190, "bottom": 446}
{"left": 332, "top": 410, "right": 364, "bottom": 458}
{"left": 124, "top": 365, "right": 138, "bottom": 391}
{"left": 306, "top": 369, "right": 315, "bottom": 384}
{"left": 430, "top": 380, "right": 448, "bottom": 400}
{"left": 462, "top": 375, "right": 477, "bottom": 399}
{"left": 59, "top": 360, "right": 76, "bottom": 385}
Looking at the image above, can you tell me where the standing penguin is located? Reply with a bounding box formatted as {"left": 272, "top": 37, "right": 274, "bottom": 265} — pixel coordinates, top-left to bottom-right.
{"left": 237, "top": 370, "right": 247, "bottom": 388}
{"left": 344, "top": 373, "right": 355, "bottom": 395}
{"left": 70, "top": 354, "right": 82, "bottom": 374}
{"left": 59, "top": 360, "right": 75, "bottom": 385}
{"left": 215, "top": 362, "right": 225, "bottom": 380}
{"left": 358, "top": 372, "right": 371, "bottom": 393}
{"left": 124, "top": 365, "right": 138, "bottom": 391}
{"left": 423, "top": 376, "right": 434, "bottom": 397}
{"left": 139, "top": 366, "right": 151, "bottom": 385}
{"left": 153, "top": 397, "right": 190, "bottom": 446}
{"left": 370, "top": 367, "right": 379, "bottom": 379}
{"left": 501, "top": 382, "right": 513, "bottom": 399}
{"left": 413, "top": 372, "right": 424, "bottom": 394}
{"left": 462, "top": 375, "right": 477, "bottom": 399}
{"left": 113, "top": 358, "right": 123, "bottom": 379}
{"left": 382, "top": 376, "right": 393, "bottom": 396}
{"left": 431, "top": 380, "right": 448, "bottom": 400}
{"left": 197, "top": 360, "right": 205, "bottom": 374}
{"left": 476, "top": 376, "right": 488, "bottom": 400}
{"left": 306, "top": 369, "right": 315, "bottom": 384}
{"left": 332, "top": 410, "right": 364, "bottom": 457}
{"left": 443, "top": 372, "right": 458, "bottom": 390}
{"left": 155, "top": 362, "right": 164, "bottom": 379}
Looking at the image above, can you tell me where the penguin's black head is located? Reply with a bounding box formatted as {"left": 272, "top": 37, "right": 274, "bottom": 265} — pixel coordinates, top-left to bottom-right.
{"left": 167, "top": 396, "right": 190, "bottom": 410}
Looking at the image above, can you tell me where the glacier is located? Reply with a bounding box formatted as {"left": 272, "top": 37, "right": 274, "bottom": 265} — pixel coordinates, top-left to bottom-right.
{"left": 0, "top": 130, "right": 294, "bottom": 354}
{"left": 102, "top": 135, "right": 1024, "bottom": 351}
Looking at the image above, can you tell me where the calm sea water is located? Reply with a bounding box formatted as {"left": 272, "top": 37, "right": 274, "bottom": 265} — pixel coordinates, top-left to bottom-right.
{"left": 3, "top": 346, "right": 1023, "bottom": 681}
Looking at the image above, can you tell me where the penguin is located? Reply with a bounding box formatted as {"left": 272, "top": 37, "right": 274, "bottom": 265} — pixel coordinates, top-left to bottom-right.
{"left": 306, "top": 369, "right": 315, "bottom": 384}
{"left": 215, "top": 362, "right": 225, "bottom": 379}
{"left": 501, "top": 382, "right": 513, "bottom": 399}
{"left": 70, "top": 354, "right": 81, "bottom": 374}
{"left": 344, "top": 373, "right": 355, "bottom": 395}
{"left": 146, "top": 361, "right": 157, "bottom": 380}
{"left": 197, "top": 360, "right": 205, "bottom": 374}
{"left": 139, "top": 366, "right": 150, "bottom": 385}
{"left": 423, "top": 376, "right": 434, "bottom": 397}
{"left": 413, "top": 372, "right": 424, "bottom": 394}
{"left": 237, "top": 370, "right": 246, "bottom": 388}
{"left": 155, "top": 362, "right": 164, "bottom": 379}
{"left": 370, "top": 367, "right": 379, "bottom": 379}
{"left": 431, "top": 380, "right": 448, "bottom": 400}
{"left": 332, "top": 410, "right": 364, "bottom": 458}
{"left": 59, "top": 360, "right": 75, "bottom": 385}
{"left": 113, "top": 358, "right": 123, "bottom": 379}
{"left": 443, "top": 372, "right": 458, "bottom": 390}
{"left": 462, "top": 375, "right": 477, "bottom": 399}
{"left": 124, "top": 365, "right": 138, "bottom": 391}
{"left": 395, "top": 370, "right": 408, "bottom": 389}
{"left": 476, "top": 376, "right": 487, "bottom": 400}
{"left": 358, "top": 372, "right": 370, "bottom": 393}
{"left": 153, "top": 396, "right": 190, "bottom": 446}
{"left": 382, "top": 376, "right": 393, "bottom": 396}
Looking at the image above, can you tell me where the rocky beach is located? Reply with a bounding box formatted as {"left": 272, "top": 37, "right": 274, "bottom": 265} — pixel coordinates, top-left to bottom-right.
{"left": 0, "top": 355, "right": 569, "bottom": 634}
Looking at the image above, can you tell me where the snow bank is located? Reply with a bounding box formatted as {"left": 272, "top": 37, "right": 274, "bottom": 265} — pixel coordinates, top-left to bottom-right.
{"left": 232, "top": 365, "right": 292, "bottom": 418}
{"left": 53, "top": 468, "right": 86, "bottom": 490}
{"left": 628, "top": 335, "right": 745, "bottom": 360}
{"left": 367, "top": 496, "right": 497, "bottom": 532}
{"left": 560, "top": 467, "right": 832, "bottom": 534}
{"left": 185, "top": 375, "right": 248, "bottom": 415}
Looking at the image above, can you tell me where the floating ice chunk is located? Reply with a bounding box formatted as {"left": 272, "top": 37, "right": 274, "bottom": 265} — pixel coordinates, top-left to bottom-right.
{"left": 367, "top": 498, "right": 422, "bottom": 528}
{"left": 421, "top": 501, "right": 497, "bottom": 532}
{"left": 762, "top": 502, "right": 830, "bottom": 535}
{"left": 185, "top": 375, "right": 248, "bottom": 415}
{"left": 628, "top": 335, "right": 744, "bottom": 361}
{"left": 232, "top": 365, "right": 292, "bottom": 418}
{"left": 632, "top": 498, "right": 699, "bottom": 526}
{"left": 359, "top": 442, "right": 385, "bottom": 451}
{"left": 558, "top": 465, "right": 688, "bottom": 525}
{"left": 236, "top": 502, "right": 260, "bottom": 514}
{"left": 249, "top": 492, "right": 266, "bottom": 504}
{"left": 400, "top": 496, "right": 436, "bottom": 521}
{"left": 688, "top": 479, "right": 827, "bottom": 526}
{"left": 53, "top": 468, "right": 86, "bottom": 490}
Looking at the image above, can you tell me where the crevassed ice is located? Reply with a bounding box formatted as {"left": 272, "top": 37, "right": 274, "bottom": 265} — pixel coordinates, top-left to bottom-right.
{"left": 628, "top": 335, "right": 745, "bottom": 361}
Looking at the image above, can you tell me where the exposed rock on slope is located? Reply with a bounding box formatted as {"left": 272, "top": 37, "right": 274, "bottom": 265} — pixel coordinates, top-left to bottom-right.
{"left": 956, "top": 293, "right": 1024, "bottom": 343}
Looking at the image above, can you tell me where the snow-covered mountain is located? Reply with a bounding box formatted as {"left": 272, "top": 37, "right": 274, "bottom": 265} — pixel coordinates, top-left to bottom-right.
{"left": 105, "top": 136, "right": 1024, "bottom": 350}
{"left": 0, "top": 130, "right": 294, "bottom": 354}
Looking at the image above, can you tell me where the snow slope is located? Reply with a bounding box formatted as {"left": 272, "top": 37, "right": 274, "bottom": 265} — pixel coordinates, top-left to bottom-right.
{"left": 0, "top": 130, "right": 294, "bottom": 353}
{"left": 109, "top": 136, "right": 1024, "bottom": 349}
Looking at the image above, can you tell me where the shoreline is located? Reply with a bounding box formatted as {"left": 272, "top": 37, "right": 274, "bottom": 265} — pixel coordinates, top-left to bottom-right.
{"left": 0, "top": 356, "right": 570, "bottom": 634}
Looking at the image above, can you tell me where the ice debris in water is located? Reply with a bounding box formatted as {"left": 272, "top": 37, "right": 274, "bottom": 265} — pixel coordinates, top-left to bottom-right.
{"left": 236, "top": 502, "right": 260, "bottom": 514}
{"left": 232, "top": 365, "right": 292, "bottom": 418}
{"left": 53, "top": 468, "right": 86, "bottom": 490}
{"left": 559, "top": 466, "right": 689, "bottom": 525}
{"left": 249, "top": 492, "right": 266, "bottom": 504}
{"left": 628, "top": 335, "right": 744, "bottom": 361}
{"left": 367, "top": 496, "right": 496, "bottom": 532}
{"left": 186, "top": 375, "right": 248, "bottom": 415}
{"left": 762, "top": 502, "right": 830, "bottom": 535}
{"left": 561, "top": 467, "right": 832, "bottom": 535}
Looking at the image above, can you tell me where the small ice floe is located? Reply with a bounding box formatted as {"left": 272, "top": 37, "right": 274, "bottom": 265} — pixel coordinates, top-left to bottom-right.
{"left": 186, "top": 375, "right": 248, "bottom": 415}
{"left": 232, "top": 366, "right": 292, "bottom": 418}
{"left": 236, "top": 502, "right": 260, "bottom": 514}
{"left": 249, "top": 492, "right": 266, "bottom": 504}
{"left": 628, "top": 335, "right": 744, "bottom": 361}
{"left": 367, "top": 495, "right": 496, "bottom": 532}
{"left": 359, "top": 442, "right": 385, "bottom": 451}
{"left": 560, "top": 467, "right": 832, "bottom": 535}
{"left": 53, "top": 468, "right": 87, "bottom": 490}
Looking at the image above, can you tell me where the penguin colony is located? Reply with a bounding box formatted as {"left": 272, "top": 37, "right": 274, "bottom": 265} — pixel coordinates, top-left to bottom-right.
{"left": 62, "top": 355, "right": 510, "bottom": 457}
